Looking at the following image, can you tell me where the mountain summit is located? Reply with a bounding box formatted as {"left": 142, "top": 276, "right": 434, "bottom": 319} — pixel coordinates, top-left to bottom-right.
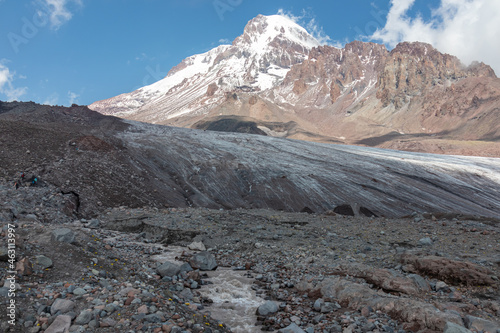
{"left": 90, "top": 14, "right": 500, "bottom": 157}
{"left": 90, "top": 14, "right": 321, "bottom": 122}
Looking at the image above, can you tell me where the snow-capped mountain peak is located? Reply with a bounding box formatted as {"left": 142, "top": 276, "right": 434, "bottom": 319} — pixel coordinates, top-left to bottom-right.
{"left": 234, "top": 14, "right": 320, "bottom": 52}
{"left": 90, "top": 14, "right": 321, "bottom": 122}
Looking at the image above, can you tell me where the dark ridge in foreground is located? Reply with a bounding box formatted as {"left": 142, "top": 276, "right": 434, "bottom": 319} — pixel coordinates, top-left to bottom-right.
{"left": 1, "top": 101, "right": 500, "bottom": 219}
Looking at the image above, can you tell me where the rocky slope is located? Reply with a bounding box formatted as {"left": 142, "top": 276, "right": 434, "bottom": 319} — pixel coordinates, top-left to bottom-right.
{"left": 3, "top": 101, "right": 500, "bottom": 219}
{"left": 1, "top": 101, "right": 500, "bottom": 333}
{"left": 89, "top": 15, "right": 500, "bottom": 157}
{"left": 1, "top": 184, "right": 499, "bottom": 333}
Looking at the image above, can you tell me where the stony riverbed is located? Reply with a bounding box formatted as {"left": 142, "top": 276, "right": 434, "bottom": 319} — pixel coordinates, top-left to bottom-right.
{"left": 1, "top": 180, "right": 500, "bottom": 332}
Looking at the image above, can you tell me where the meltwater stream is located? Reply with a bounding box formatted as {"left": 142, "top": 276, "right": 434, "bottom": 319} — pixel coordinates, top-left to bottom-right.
{"left": 150, "top": 246, "right": 264, "bottom": 332}
{"left": 198, "top": 268, "right": 265, "bottom": 333}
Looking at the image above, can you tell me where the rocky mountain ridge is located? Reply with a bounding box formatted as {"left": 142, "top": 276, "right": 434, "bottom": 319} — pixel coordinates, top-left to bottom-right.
{"left": 90, "top": 14, "right": 500, "bottom": 157}
{"left": 90, "top": 14, "right": 319, "bottom": 123}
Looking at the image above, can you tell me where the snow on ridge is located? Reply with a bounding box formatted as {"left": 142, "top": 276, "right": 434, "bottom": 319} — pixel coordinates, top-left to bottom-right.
{"left": 91, "top": 14, "right": 322, "bottom": 119}
{"left": 140, "top": 44, "right": 231, "bottom": 96}
{"left": 242, "top": 14, "right": 321, "bottom": 52}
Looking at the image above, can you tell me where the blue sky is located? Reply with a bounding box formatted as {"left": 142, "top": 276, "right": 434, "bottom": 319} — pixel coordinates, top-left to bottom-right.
{"left": 1, "top": 0, "right": 498, "bottom": 106}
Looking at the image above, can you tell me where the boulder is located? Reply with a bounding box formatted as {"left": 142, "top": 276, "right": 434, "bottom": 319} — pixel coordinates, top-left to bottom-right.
{"left": 187, "top": 241, "right": 206, "bottom": 251}
{"left": 74, "top": 310, "right": 93, "bottom": 325}
{"left": 157, "top": 261, "right": 181, "bottom": 277}
{"left": 318, "top": 276, "right": 463, "bottom": 331}
{"left": 334, "top": 263, "right": 420, "bottom": 295}
{"left": 34, "top": 255, "right": 53, "bottom": 270}
{"left": 45, "top": 315, "right": 72, "bottom": 333}
{"left": 443, "top": 322, "right": 472, "bottom": 333}
{"left": 51, "top": 228, "right": 76, "bottom": 244}
{"left": 87, "top": 219, "right": 100, "bottom": 229}
{"left": 50, "top": 299, "right": 75, "bottom": 315}
{"left": 279, "top": 323, "right": 306, "bottom": 333}
{"left": 189, "top": 251, "right": 217, "bottom": 271}
{"left": 257, "top": 301, "right": 278, "bottom": 316}
{"left": 408, "top": 274, "right": 431, "bottom": 291}
{"left": 15, "top": 257, "right": 33, "bottom": 275}
{"left": 419, "top": 237, "right": 433, "bottom": 246}
{"left": 401, "top": 255, "right": 495, "bottom": 286}
{"left": 464, "top": 315, "right": 500, "bottom": 332}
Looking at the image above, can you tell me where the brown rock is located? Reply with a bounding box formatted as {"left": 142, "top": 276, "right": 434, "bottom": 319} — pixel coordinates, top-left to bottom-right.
{"left": 319, "top": 276, "right": 463, "bottom": 331}
{"left": 137, "top": 305, "right": 148, "bottom": 314}
{"left": 334, "top": 263, "right": 420, "bottom": 295}
{"left": 206, "top": 83, "right": 218, "bottom": 97}
{"left": 16, "top": 257, "right": 33, "bottom": 276}
{"left": 162, "top": 324, "right": 173, "bottom": 333}
{"left": 401, "top": 255, "right": 495, "bottom": 286}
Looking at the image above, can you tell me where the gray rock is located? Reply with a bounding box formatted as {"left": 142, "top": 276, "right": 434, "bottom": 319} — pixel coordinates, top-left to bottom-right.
{"left": 34, "top": 255, "right": 53, "bottom": 270}
{"left": 279, "top": 323, "right": 307, "bottom": 333}
{"left": 0, "top": 287, "right": 9, "bottom": 297}
{"left": 408, "top": 274, "right": 430, "bottom": 291}
{"left": 257, "top": 301, "right": 279, "bottom": 316}
{"left": 74, "top": 310, "right": 93, "bottom": 325}
{"left": 44, "top": 315, "right": 72, "bottom": 333}
{"left": 72, "top": 288, "right": 87, "bottom": 296}
{"left": 320, "top": 302, "right": 337, "bottom": 313}
{"left": 51, "top": 228, "right": 76, "bottom": 244}
{"left": 187, "top": 241, "right": 206, "bottom": 251}
{"left": 313, "top": 298, "right": 324, "bottom": 312}
{"left": 87, "top": 219, "right": 100, "bottom": 228}
{"left": 24, "top": 214, "right": 38, "bottom": 221}
{"left": 105, "top": 303, "right": 116, "bottom": 314}
{"left": 180, "top": 288, "right": 194, "bottom": 300}
{"left": 435, "top": 281, "right": 450, "bottom": 292}
{"left": 144, "top": 313, "right": 163, "bottom": 323}
{"left": 464, "top": 315, "right": 499, "bottom": 332}
{"left": 179, "top": 262, "right": 193, "bottom": 273}
{"left": 51, "top": 299, "right": 75, "bottom": 315}
{"left": 69, "top": 325, "right": 85, "bottom": 332}
{"left": 419, "top": 237, "right": 433, "bottom": 246}
{"left": 443, "top": 322, "right": 472, "bottom": 333}
{"left": 0, "top": 247, "right": 9, "bottom": 262}
{"left": 189, "top": 251, "right": 217, "bottom": 271}
{"left": 101, "top": 318, "right": 116, "bottom": 327}
{"left": 157, "top": 261, "right": 181, "bottom": 277}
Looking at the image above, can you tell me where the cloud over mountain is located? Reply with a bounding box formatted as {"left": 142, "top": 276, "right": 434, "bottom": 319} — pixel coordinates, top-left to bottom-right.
{"left": 372, "top": 0, "right": 500, "bottom": 75}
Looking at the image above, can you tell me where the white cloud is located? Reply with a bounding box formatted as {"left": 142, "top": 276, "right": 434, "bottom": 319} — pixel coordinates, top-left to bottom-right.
{"left": 277, "top": 9, "right": 335, "bottom": 46}
{"left": 0, "top": 62, "right": 28, "bottom": 101}
{"left": 218, "top": 38, "right": 231, "bottom": 44}
{"left": 371, "top": 0, "right": 500, "bottom": 75}
{"left": 68, "top": 91, "right": 79, "bottom": 105}
{"left": 40, "top": 0, "right": 83, "bottom": 30}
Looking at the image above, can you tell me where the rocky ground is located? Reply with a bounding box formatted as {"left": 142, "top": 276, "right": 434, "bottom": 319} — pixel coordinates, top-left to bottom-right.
{"left": 1, "top": 179, "right": 499, "bottom": 333}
